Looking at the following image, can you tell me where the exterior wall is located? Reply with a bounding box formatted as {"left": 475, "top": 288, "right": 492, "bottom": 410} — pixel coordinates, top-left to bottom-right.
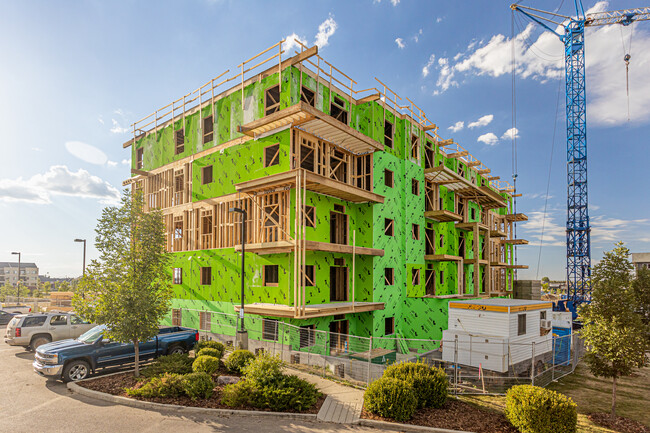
{"left": 129, "top": 52, "right": 520, "bottom": 348}
{"left": 0, "top": 264, "right": 39, "bottom": 288}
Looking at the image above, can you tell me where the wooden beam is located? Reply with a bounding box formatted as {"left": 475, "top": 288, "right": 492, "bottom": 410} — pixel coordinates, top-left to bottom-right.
{"left": 467, "top": 161, "right": 481, "bottom": 167}
{"left": 447, "top": 150, "right": 469, "bottom": 159}
{"left": 477, "top": 169, "right": 491, "bottom": 175}
{"left": 512, "top": 193, "right": 522, "bottom": 197}
{"left": 423, "top": 124, "right": 438, "bottom": 131}
{"left": 357, "top": 93, "right": 381, "bottom": 104}
{"left": 131, "top": 168, "right": 150, "bottom": 177}
{"left": 438, "top": 139, "right": 454, "bottom": 147}
{"left": 487, "top": 176, "right": 500, "bottom": 181}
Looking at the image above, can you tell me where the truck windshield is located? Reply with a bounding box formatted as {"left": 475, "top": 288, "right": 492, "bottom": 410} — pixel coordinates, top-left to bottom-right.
{"left": 77, "top": 325, "right": 107, "bottom": 344}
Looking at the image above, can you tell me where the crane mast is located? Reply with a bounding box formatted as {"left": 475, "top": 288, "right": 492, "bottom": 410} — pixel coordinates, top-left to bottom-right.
{"left": 511, "top": 2, "right": 650, "bottom": 314}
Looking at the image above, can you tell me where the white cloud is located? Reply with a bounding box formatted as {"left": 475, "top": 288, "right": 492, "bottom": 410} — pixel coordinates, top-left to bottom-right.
{"left": 591, "top": 216, "right": 649, "bottom": 244}
{"left": 65, "top": 141, "right": 108, "bottom": 165}
{"left": 395, "top": 38, "right": 406, "bottom": 49}
{"left": 448, "top": 121, "right": 464, "bottom": 133}
{"left": 121, "top": 159, "right": 131, "bottom": 166}
{"left": 0, "top": 166, "right": 120, "bottom": 205}
{"left": 434, "top": 57, "right": 458, "bottom": 93}
{"left": 390, "top": 0, "right": 400, "bottom": 5}
{"left": 468, "top": 114, "right": 494, "bottom": 129}
{"left": 413, "top": 29, "right": 423, "bottom": 43}
{"left": 477, "top": 132, "right": 498, "bottom": 145}
{"left": 422, "top": 54, "right": 436, "bottom": 77}
{"left": 110, "top": 118, "right": 130, "bottom": 134}
{"left": 520, "top": 209, "right": 566, "bottom": 247}
{"left": 524, "top": 192, "right": 554, "bottom": 200}
{"left": 97, "top": 116, "right": 104, "bottom": 125}
{"left": 430, "top": 1, "right": 650, "bottom": 125}
{"left": 31, "top": 147, "right": 43, "bottom": 152}
{"left": 501, "top": 127, "right": 519, "bottom": 140}
{"left": 314, "top": 15, "right": 337, "bottom": 48}
{"left": 107, "top": 160, "right": 118, "bottom": 167}
{"left": 436, "top": 17, "right": 443, "bottom": 23}
{"left": 282, "top": 33, "right": 308, "bottom": 53}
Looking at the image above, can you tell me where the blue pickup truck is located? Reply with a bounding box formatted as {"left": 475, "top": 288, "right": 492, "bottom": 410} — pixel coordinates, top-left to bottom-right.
{"left": 33, "top": 324, "right": 199, "bottom": 382}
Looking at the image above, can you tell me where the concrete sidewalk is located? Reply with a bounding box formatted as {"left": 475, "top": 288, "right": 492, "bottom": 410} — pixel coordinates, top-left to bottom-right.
{"left": 287, "top": 368, "right": 364, "bottom": 424}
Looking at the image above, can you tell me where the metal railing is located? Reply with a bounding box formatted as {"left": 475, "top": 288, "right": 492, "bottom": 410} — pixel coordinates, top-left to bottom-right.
{"left": 168, "top": 308, "right": 583, "bottom": 394}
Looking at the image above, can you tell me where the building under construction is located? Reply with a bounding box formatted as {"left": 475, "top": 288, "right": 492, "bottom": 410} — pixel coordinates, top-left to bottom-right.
{"left": 123, "top": 41, "right": 528, "bottom": 349}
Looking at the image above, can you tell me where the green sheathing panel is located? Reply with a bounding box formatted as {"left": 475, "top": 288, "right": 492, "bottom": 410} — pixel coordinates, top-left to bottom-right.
{"left": 132, "top": 68, "right": 296, "bottom": 172}
{"left": 296, "top": 190, "right": 373, "bottom": 246}
{"left": 192, "top": 130, "right": 290, "bottom": 201}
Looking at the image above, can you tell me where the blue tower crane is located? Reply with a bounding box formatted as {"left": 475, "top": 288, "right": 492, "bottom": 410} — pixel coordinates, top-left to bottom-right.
{"left": 510, "top": 2, "right": 650, "bottom": 316}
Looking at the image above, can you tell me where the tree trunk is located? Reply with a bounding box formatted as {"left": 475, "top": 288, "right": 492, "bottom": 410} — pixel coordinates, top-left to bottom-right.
{"left": 134, "top": 339, "right": 140, "bottom": 378}
{"left": 611, "top": 375, "right": 617, "bottom": 420}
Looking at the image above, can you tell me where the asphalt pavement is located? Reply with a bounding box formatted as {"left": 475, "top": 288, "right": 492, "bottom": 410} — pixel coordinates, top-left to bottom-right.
{"left": 0, "top": 344, "right": 380, "bottom": 433}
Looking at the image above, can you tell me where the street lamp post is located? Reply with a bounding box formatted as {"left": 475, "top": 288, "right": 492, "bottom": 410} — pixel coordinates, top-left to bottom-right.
{"left": 11, "top": 251, "right": 20, "bottom": 302}
{"left": 74, "top": 239, "right": 87, "bottom": 276}
{"left": 229, "top": 207, "right": 248, "bottom": 350}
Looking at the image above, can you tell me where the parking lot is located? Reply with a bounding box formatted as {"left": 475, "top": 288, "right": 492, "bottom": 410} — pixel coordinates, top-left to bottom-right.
{"left": 0, "top": 344, "right": 376, "bottom": 433}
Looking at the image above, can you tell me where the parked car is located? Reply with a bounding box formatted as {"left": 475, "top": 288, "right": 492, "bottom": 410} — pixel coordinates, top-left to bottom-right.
{"left": 33, "top": 324, "right": 199, "bottom": 382}
{"left": 4, "top": 312, "right": 95, "bottom": 351}
{"left": 0, "top": 310, "right": 16, "bottom": 326}
{"left": 0, "top": 303, "right": 32, "bottom": 314}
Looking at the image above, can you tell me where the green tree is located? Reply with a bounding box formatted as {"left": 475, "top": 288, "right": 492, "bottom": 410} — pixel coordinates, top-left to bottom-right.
{"left": 542, "top": 276, "right": 550, "bottom": 284}
{"left": 631, "top": 267, "right": 650, "bottom": 328}
{"left": 56, "top": 281, "right": 71, "bottom": 292}
{"left": 579, "top": 242, "right": 649, "bottom": 419}
{"left": 73, "top": 190, "right": 172, "bottom": 377}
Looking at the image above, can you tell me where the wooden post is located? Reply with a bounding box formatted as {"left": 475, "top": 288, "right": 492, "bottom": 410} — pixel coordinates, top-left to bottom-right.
{"left": 352, "top": 230, "right": 356, "bottom": 311}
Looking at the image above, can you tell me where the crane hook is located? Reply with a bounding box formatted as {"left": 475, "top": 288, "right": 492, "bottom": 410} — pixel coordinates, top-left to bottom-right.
{"left": 624, "top": 53, "right": 631, "bottom": 64}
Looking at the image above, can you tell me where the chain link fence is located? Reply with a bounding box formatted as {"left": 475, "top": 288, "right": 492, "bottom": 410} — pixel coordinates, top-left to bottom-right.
{"left": 170, "top": 308, "right": 584, "bottom": 394}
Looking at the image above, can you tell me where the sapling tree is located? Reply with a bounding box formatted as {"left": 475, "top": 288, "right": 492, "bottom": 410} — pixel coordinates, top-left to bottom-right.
{"left": 73, "top": 190, "right": 172, "bottom": 377}
{"left": 579, "top": 242, "right": 649, "bottom": 419}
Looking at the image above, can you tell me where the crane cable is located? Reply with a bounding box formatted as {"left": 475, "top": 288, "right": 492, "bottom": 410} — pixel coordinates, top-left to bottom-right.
{"left": 511, "top": 11, "right": 519, "bottom": 275}
{"left": 620, "top": 22, "right": 634, "bottom": 121}
{"left": 536, "top": 79, "right": 563, "bottom": 280}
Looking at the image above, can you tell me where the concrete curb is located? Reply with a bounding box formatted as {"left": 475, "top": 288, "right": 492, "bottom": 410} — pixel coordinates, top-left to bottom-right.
{"left": 356, "top": 419, "right": 474, "bottom": 433}
{"left": 66, "top": 380, "right": 319, "bottom": 421}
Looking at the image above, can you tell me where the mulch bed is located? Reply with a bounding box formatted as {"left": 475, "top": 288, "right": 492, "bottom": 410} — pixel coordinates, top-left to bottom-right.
{"left": 362, "top": 398, "right": 518, "bottom": 433}
{"left": 77, "top": 371, "right": 325, "bottom": 414}
{"left": 588, "top": 413, "right": 650, "bottom": 433}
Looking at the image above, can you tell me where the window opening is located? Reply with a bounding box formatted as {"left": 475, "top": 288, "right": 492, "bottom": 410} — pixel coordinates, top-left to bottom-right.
{"left": 330, "top": 211, "right": 348, "bottom": 245}
{"left": 425, "top": 268, "right": 436, "bottom": 296}
{"left": 175, "top": 129, "right": 185, "bottom": 154}
{"left": 330, "top": 265, "right": 348, "bottom": 302}
{"left": 264, "top": 144, "right": 280, "bottom": 167}
{"left": 330, "top": 96, "right": 348, "bottom": 124}
{"left": 385, "top": 268, "right": 394, "bottom": 285}
{"left": 264, "top": 265, "right": 279, "bottom": 286}
{"left": 173, "top": 268, "right": 182, "bottom": 284}
{"left": 203, "top": 115, "right": 213, "bottom": 144}
{"left": 384, "top": 218, "right": 394, "bottom": 236}
{"left": 384, "top": 120, "right": 393, "bottom": 148}
{"left": 385, "top": 317, "right": 395, "bottom": 335}
{"left": 304, "top": 205, "right": 315, "bottom": 228}
{"left": 202, "top": 165, "right": 213, "bottom": 185}
{"left": 412, "top": 224, "right": 420, "bottom": 240}
{"left": 304, "top": 265, "right": 315, "bottom": 286}
{"left": 265, "top": 85, "right": 280, "bottom": 116}
{"left": 384, "top": 169, "right": 394, "bottom": 188}
{"left": 300, "top": 86, "right": 315, "bottom": 107}
{"left": 412, "top": 178, "right": 420, "bottom": 196}
{"left": 412, "top": 268, "right": 420, "bottom": 286}
{"left": 136, "top": 147, "right": 144, "bottom": 169}
{"left": 518, "top": 314, "right": 526, "bottom": 336}
{"left": 200, "top": 267, "right": 212, "bottom": 285}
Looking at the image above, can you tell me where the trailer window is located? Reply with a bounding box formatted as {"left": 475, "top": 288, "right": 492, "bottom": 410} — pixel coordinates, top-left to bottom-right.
{"left": 517, "top": 314, "right": 526, "bottom": 336}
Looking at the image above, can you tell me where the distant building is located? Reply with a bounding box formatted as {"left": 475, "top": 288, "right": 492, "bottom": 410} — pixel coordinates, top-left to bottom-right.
{"left": 0, "top": 262, "right": 39, "bottom": 289}
{"left": 631, "top": 253, "right": 650, "bottom": 274}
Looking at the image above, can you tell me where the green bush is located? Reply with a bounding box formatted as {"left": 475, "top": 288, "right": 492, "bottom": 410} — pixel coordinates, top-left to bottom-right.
{"left": 364, "top": 377, "right": 417, "bottom": 422}
{"left": 383, "top": 362, "right": 448, "bottom": 408}
{"left": 256, "top": 375, "right": 321, "bottom": 412}
{"left": 182, "top": 372, "right": 214, "bottom": 400}
{"left": 142, "top": 353, "right": 193, "bottom": 378}
{"left": 126, "top": 373, "right": 185, "bottom": 398}
{"left": 505, "top": 385, "right": 577, "bottom": 433}
{"left": 224, "top": 349, "right": 255, "bottom": 374}
{"left": 192, "top": 355, "right": 220, "bottom": 375}
{"left": 194, "top": 340, "right": 225, "bottom": 359}
{"left": 242, "top": 352, "right": 284, "bottom": 387}
{"left": 221, "top": 380, "right": 256, "bottom": 407}
{"left": 197, "top": 347, "right": 223, "bottom": 359}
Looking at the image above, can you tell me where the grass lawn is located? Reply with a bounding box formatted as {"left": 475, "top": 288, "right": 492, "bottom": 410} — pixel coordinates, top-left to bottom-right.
{"left": 462, "top": 363, "right": 650, "bottom": 433}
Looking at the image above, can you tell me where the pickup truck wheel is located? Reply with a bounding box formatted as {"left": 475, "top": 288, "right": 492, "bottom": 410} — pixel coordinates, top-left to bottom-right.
{"left": 167, "top": 344, "right": 185, "bottom": 355}
{"left": 63, "top": 360, "right": 90, "bottom": 382}
{"left": 30, "top": 336, "right": 51, "bottom": 351}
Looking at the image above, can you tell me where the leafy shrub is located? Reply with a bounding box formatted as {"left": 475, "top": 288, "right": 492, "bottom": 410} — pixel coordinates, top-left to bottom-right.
{"left": 383, "top": 362, "right": 448, "bottom": 408}
{"left": 221, "top": 380, "right": 256, "bottom": 407}
{"left": 225, "top": 349, "right": 255, "bottom": 373}
{"left": 126, "top": 373, "right": 185, "bottom": 398}
{"left": 256, "top": 375, "right": 321, "bottom": 412}
{"left": 194, "top": 340, "right": 224, "bottom": 359}
{"left": 505, "top": 385, "right": 577, "bottom": 433}
{"left": 192, "top": 355, "right": 220, "bottom": 375}
{"left": 142, "top": 353, "right": 193, "bottom": 378}
{"left": 242, "top": 352, "right": 284, "bottom": 387}
{"left": 197, "top": 347, "right": 223, "bottom": 359}
{"left": 364, "top": 377, "right": 417, "bottom": 422}
{"left": 182, "top": 372, "right": 214, "bottom": 400}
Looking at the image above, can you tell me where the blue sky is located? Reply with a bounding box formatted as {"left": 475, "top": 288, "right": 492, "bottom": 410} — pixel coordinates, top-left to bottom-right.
{"left": 1, "top": 0, "right": 648, "bottom": 279}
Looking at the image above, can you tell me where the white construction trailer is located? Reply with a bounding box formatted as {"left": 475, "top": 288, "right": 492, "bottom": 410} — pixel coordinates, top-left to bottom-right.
{"left": 442, "top": 299, "right": 553, "bottom": 374}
